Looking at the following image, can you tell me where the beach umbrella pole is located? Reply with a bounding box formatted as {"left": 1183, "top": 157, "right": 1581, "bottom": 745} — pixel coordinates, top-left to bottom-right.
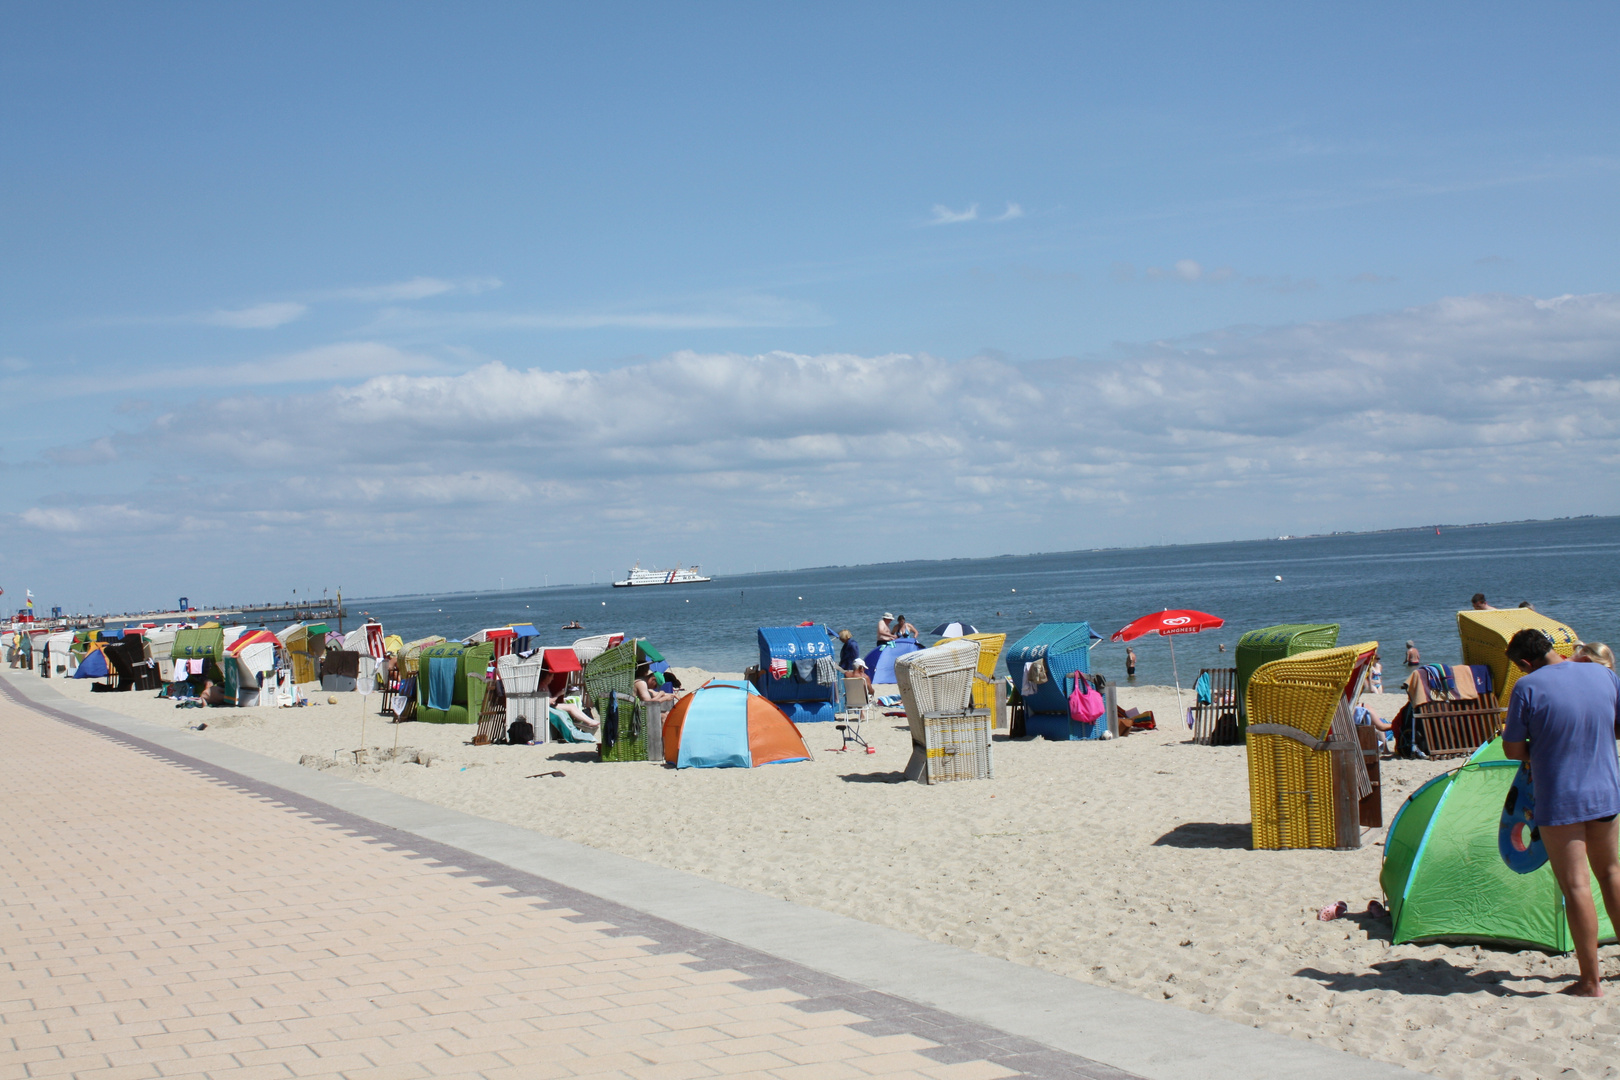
{"left": 1170, "top": 636, "right": 1184, "bottom": 721}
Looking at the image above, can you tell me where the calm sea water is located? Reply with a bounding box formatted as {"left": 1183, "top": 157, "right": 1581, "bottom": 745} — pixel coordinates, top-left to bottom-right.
{"left": 355, "top": 517, "right": 1620, "bottom": 686}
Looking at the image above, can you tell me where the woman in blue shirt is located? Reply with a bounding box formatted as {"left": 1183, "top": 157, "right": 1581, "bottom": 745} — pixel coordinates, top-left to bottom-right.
{"left": 1503, "top": 629, "right": 1620, "bottom": 997}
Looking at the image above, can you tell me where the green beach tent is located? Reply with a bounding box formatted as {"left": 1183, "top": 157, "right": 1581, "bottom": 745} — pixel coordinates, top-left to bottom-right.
{"left": 1381, "top": 737, "right": 1616, "bottom": 950}
{"left": 1235, "top": 623, "right": 1340, "bottom": 736}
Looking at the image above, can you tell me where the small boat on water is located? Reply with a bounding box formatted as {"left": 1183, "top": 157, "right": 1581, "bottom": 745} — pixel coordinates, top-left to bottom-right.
{"left": 561, "top": 620, "right": 583, "bottom": 630}
{"left": 612, "top": 563, "right": 712, "bottom": 588}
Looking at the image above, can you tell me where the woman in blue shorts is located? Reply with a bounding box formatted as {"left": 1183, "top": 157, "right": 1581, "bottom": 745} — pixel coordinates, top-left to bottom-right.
{"left": 1503, "top": 629, "right": 1620, "bottom": 997}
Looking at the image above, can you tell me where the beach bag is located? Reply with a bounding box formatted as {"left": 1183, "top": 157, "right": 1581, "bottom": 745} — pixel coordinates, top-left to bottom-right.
{"left": 507, "top": 718, "right": 534, "bottom": 745}
{"left": 1068, "top": 674, "right": 1105, "bottom": 725}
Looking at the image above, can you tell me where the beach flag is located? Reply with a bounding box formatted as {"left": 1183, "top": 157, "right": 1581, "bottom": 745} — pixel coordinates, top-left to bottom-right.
{"left": 25, "top": 589, "right": 33, "bottom": 610}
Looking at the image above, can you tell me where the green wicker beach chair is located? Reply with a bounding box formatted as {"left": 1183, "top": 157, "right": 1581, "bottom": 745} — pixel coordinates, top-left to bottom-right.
{"left": 587, "top": 640, "right": 643, "bottom": 761}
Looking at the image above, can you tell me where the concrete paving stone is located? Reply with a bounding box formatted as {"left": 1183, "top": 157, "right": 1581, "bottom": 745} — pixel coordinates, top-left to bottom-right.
{"left": 705, "top": 1049, "right": 801, "bottom": 1074}
{"left": 763, "top": 1060, "right": 870, "bottom": 1080}
{"left": 917, "top": 1062, "right": 1021, "bottom": 1080}
{"left": 620, "top": 1062, "right": 721, "bottom": 1080}
{"left": 336, "top": 1064, "right": 434, "bottom": 1080}
{"left": 90, "top": 1064, "right": 164, "bottom": 1080}
{"left": 846, "top": 1052, "right": 950, "bottom": 1076}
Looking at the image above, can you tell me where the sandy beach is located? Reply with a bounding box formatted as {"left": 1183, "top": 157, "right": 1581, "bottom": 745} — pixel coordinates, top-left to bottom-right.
{"left": 20, "top": 669, "right": 1620, "bottom": 1080}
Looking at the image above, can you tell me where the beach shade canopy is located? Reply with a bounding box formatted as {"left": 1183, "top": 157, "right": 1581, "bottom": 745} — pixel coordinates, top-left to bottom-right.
{"left": 1455, "top": 608, "right": 1580, "bottom": 709}
{"left": 662, "top": 680, "right": 811, "bottom": 769}
{"left": 1110, "top": 609, "right": 1224, "bottom": 718}
{"left": 541, "top": 647, "right": 582, "bottom": 673}
{"left": 931, "top": 621, "right": 978, "bottom": 637}
{"left": 1234, "top": 624, "right": 1341, "bottom": 731}
{"left": 226, "top": 629, "right": 278, "bottom": 655}
{"left": 1382, "top": 737, "right": 1616, "bottom": 949}
{"left": 864, "top": 638, "right": 922, "bottom": 684}
{"left": 1110, "top": 610, "right": 1225, "bottom": 641}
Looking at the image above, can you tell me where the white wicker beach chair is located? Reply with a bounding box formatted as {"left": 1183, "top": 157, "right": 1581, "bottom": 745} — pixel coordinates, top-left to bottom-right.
{"left": 497, "top": 653, "right": 549, "bottom": 744}
{"left": 895, "top": 639, "right": 991, "bottom": 784}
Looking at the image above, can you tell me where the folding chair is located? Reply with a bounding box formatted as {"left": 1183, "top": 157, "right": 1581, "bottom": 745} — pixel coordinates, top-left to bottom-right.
{"left": 832, "top": 675, "right": 874, "bottom": 752}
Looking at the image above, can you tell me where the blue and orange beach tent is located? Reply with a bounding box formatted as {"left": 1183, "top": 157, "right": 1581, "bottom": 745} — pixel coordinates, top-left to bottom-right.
{"left": 662, "top": 680, "right": 812, "bottom": 769}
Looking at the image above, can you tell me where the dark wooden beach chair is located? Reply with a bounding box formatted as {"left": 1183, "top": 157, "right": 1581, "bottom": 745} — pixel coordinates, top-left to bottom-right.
{"left": 1414, "top": 691, "right": 1501, "bottom": 760}
{"left": 1189, "top": 667, "right": 1238, "bottom": 745}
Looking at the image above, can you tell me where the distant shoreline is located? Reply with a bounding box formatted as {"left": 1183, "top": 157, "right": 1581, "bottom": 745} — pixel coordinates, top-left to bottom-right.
{"left": 349, "top": 512, "right": 1614, "bottom": 603}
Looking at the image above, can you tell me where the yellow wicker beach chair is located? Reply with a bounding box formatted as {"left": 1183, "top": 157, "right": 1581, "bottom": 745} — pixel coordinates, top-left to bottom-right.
{"left": 1246, "top": 641, "right": 1379, "bottom": 851}
{"left": 1455, "top": 609, "right": 1579, "bottom": 707}
{"left": 939, "top": 632, "right": 1007, "bottom": 729}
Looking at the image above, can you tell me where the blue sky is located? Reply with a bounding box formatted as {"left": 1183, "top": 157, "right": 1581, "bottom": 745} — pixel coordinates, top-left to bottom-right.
{"left": 3, "top": 3, "right": 1619, "bottom": 612}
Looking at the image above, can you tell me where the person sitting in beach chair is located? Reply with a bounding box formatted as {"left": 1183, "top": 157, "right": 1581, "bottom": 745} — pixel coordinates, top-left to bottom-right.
{"left": 545, "top": 672, "right": 599, "bottom": 736}
{"left": 1354, "top": 702, "right": 1394, "bottom": 749}
{"left": 634, "top": 663, "right": 679, "bottom": 705}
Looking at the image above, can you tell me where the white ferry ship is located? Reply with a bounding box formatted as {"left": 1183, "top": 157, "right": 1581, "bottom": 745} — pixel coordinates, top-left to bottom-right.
{"left": 612, "top": 563, "right": 712, "bottom": 588}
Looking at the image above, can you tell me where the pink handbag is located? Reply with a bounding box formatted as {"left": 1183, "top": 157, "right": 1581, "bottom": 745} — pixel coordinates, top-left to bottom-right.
{"left": 1068, "top": 674, "right": 1104, "bottom": 725}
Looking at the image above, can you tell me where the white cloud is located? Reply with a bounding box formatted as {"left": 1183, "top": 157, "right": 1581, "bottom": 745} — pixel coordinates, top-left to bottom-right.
{"left": 928, "top": 202, "right": 1023, "bottom": 225}
{"left": 209, "top": 342, "right": 446, "bottom": 386}
{"left": 12, "top": 342, "right": 446, "bottom": 402}
{"left": 20, "top": 504, "right": 155, "bottom": 532}
{"left": 929, "top": 203, "right": 979, "bottom": 225}
{"left": 365, "top": 294, "right": 826, "bottom": 333}
{"left": 325, "top": 276, "right": 503, "bottom": 302}
{"left": 199, "top": 302, "right": 308, "bottom": 329}
{"left": 16, "top": 293, "right": 1620, "bottom": 594}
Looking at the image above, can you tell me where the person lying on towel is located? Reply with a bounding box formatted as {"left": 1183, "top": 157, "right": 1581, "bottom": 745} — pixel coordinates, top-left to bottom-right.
{"left": 546, "top": 673, "right": 599, "bottom": 733}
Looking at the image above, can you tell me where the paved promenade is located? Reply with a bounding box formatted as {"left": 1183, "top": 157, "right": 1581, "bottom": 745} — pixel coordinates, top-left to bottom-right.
{"left": 0, "top": 674, "right": 1420, "bottom": 1080}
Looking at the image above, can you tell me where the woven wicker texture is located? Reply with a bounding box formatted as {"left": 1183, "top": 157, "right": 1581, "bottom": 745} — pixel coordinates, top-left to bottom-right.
{"left": 939, "top": 632, "right": 1006, "bottom": 716}
{"left": 895, "top": 640, "right": 980, "bottom": 746}
{"left": 396, "top": 635, "right": 447, "bottom": 676}
{"left": 586, "top": 640, "right": 643, "bottom": 761}
{"left": 1005, "top": 623, "right": 1094, "bottom": 717}
{"left": 1234, "top": 623, "right": 1340, "bottom": 730}
{"left": 919, "top": 712, "right": 994, "bottom": 783}
{"left": 1246, "top": 641, "right": 1375, "bottom": 850}
{"left": 496, "top": 654, "right": 546, "bottom": 695}
{"left": 1456, "top": 609, "right": 1580, "bottom": 706}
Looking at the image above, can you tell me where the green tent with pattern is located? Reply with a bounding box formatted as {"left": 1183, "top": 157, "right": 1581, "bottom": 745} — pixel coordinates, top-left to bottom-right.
{"left": 1381, "top": 737, "right": 1616, "bottom": 950}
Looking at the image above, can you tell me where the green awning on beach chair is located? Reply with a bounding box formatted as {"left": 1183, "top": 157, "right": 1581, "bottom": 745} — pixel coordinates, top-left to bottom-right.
{"left": 1235, "top": 623, "right": 1339, "bottom": 736}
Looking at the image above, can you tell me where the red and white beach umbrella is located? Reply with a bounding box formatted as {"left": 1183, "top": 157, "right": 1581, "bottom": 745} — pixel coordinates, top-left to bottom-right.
{"left": 1111, "top": 609, "right": 1225, "bottom": 719}
{"left": 1110, "top": 610, "right": 1225, "bottom": 642}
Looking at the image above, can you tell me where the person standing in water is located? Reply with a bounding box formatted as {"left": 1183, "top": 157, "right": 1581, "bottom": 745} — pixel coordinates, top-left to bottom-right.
{"left": 1125, "top": 647, "right": 1137, "bottom": 680}
{"left": 1405, "top": 640, "right": 1421, "bottom": 666}
{"left": 1502, "top": 629, "right": 1620, "bottom": 997}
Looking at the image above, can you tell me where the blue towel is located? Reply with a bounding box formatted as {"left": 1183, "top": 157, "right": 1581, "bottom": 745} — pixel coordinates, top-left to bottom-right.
{"left": 1194, "top": 671, "right": 1212, "bottom": 705}
{"left": 427, "top": 656, "right": 457, "bottom": 711}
